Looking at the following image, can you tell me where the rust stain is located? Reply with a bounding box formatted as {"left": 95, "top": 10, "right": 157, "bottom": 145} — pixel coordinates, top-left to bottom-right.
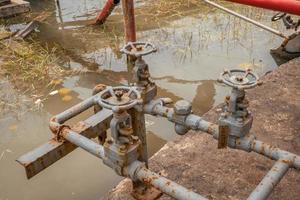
{"left": 72, "top": 121, "right": 89, "bottom": 133}
{"left": 207, "top": 123, "right": 216, "bottom": 135}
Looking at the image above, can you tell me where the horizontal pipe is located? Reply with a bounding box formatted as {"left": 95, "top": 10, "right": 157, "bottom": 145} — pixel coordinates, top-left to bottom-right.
{"left": 203, "top": 0, "right": 287, "bottom": 39}
{"left": 145, "top": 101, "right": 300, "bottom": 170}
{"left": 130, "top": 162, "right": 208, "bottom": 200}
{"left": 56, "top": 96, "right": 97, "bottom": 123}
{"left": 49, "top": 96, "right": 98, "bottom": 133}
{"left": 144, "top": 101, "right": 219, "bottom": 137}
{"left": 250, "top": 139, "right": 300, "bottom": 170}
{"left": 247, "top": 160, "right": 290, "bottom": 200}
{"left": 227, "top": 0, "right": 300, "bottom": 16}
{"left": 61, "top": 129, "right": 105, "bottom": 159}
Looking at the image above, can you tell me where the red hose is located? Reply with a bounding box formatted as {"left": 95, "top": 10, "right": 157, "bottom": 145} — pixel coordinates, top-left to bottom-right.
{"left": 95, "top": 0, "right": 120, "bottom": 25}
{"left": 227, "top": 0, "right": 300, "bottom": 16}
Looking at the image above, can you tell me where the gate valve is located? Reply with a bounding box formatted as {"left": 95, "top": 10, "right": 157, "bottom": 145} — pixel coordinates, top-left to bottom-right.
{"left": 120, "top": 41, "right": 157, "bottom": 58}
{"left": 218, "top": 69, "right": 259, "bottom": 90}
{"left": 217, "top": 69, "right": 259, "bottom": 144}
{"left": 121, "top": 42, "right": 158, "bottom": 103}
{"left": 97, "top": 86, "right": 142, "bottom": 113}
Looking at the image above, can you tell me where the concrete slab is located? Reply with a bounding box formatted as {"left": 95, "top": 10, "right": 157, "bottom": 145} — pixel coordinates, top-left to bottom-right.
{"left": 0, "top": 0, "right": 30, "bottom": 18}
{"left": 103, "top": 57, "right": 300, "bottom": 200}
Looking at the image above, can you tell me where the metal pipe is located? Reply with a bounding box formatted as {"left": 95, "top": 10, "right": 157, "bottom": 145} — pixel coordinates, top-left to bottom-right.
{"left": 55, "top": 96, "right": 96, "bottom": 123}
{"left": 95, "top": 0, "right": 120, "bottom": 25}
{"left": 58, "top": 129, "right": 207, "bottom": 200}
{"left": 121, "top": 0, "right": 136, "bottom": 42}
{"left": 203, "top": 0, "right": 288, "bottom": 39}
{"left": 227, "top": 0, "right": 300, "bottom": 16}
{"left": 144, "top": 101, "right": 219, "bottom": 137}
{"left": 250, "top": 139, "right": 300, "bottom": 170}
{"left": 247, "top": 160, "right": 290, "bottom": 200}
{"left": 130, "top": 162, "right": 208, "bottom": 200}
{"left": 144, "top": 101, "right": 300, "bottom": 170}
{"left": 61, "top": 129, "right": 105, "bottom": 159}
{"left": 49, "top": 96, "right": 98, "bottom": 133}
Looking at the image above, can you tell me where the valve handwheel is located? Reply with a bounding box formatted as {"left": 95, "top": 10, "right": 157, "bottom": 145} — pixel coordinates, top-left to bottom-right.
{"left": 219, "top": 69, "right": 259, "bottom": 90}
{"left": 97, "top": 86, "right": 142, "bottom": 112}
{"left": 120, "top": 42, "right": 157, "bottom": 57}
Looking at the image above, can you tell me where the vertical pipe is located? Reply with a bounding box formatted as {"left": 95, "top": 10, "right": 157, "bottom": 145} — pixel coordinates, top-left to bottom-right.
{"left": 55, "top": 96, "right": 96, "bottom": 123}
{"left": 247, "top": 160, "right": 290, "bottom": 200}
{"left": 121, "top": 0, "right": 137, "bottom": 84}
{"left": 130, "top": 109, "right": 148, "bottom": 167}
{"left": 121, "top": 0, "right": 136, "bottom": 43}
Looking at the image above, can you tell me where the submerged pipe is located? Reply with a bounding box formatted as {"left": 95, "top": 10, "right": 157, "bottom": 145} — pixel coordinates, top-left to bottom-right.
{"left": 227, "top": 0, "right": 300, "bottom": 16}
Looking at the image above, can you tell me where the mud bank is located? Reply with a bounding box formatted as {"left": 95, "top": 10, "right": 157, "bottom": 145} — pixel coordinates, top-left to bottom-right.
{"left": 103, "top": 57, "right": 300, "bottom": 200}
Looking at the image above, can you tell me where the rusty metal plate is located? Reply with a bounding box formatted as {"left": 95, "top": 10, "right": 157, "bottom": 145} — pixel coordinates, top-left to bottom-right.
{"left": 16, "top": 109, "right": 112, "bottom": 179}
{"left": 218, "top": 125, "right": 229, "bottom": 149}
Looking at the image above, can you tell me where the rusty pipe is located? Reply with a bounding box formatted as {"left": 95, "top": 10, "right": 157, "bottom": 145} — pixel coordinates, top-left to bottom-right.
{"left": 144, "top": 101, "right": 300, "bottom": 170}
{"left": 247, "top": 159, "right": 290, "bottom": 200}
{"left": 249, "top": 139, "right": 300, "bottom": 170}
{"left": 95, "top": 0, "right": 120, "bottom": 25}
{"left": 121, "top": 0, "right": 136, "bottom": 43}
{"left": 49, "top": 95, "right": 97, "bottom": 133}
{"left": 53, "top": 128, "right": 208, "bottom": 200}
{"left": 128, "top": 161, "right": 208, "bottom": 200}
{"left": 61, "top": 129, "right": 105, "bottom": 159}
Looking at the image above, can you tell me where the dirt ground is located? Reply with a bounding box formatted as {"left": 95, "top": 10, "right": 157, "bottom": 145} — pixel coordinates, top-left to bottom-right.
{"left": 103, "top": 57, "right": 300, "bottom": 200}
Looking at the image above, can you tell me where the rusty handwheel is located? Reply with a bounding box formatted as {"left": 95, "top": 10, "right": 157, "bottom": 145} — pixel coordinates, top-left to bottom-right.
{"left": 120, "top": 42, "right": 157, "bottom": 57}
{"left": 218, "top": 69, "right": 259, "bottom": 90}
{"left": 96, "top": 86, "right": 142, "bottom": 113}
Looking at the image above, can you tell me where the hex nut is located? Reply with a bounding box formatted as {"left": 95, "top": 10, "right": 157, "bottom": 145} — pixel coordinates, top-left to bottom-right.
{"left": 174, "top": 100, "right": 192, "bottom": 115}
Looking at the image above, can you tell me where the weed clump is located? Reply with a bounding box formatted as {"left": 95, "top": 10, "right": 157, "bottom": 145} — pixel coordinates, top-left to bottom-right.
{"left": 0, "top": 35, "right": 64, "bottom": 93}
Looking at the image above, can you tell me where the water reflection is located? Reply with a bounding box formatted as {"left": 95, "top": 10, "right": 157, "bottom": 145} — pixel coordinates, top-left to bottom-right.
{"left": 0, "top": 0, "right": 288, "bottom": 199}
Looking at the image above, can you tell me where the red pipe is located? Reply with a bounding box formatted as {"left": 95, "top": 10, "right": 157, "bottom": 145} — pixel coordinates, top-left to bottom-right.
{"left": 95, "top": 0, "right": 120, "bottom": 25}
{"left": 122, "top": 0, "right": 136, "bottom": 42}
{"left": 227, "top": 0, "right": 300, "bottom": 16}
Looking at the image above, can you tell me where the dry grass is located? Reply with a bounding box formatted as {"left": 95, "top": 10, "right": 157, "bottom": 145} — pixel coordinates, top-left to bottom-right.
{"left": 0, "top": 33, "right": 64, "bottom": 93}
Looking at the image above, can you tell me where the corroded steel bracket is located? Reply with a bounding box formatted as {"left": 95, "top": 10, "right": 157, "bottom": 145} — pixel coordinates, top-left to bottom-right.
{"left": 16, "top": 109, "right": 112, "bottom": 179}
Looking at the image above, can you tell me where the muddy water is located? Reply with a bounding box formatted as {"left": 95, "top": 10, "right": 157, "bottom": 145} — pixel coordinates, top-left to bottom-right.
{"left": 0, "top": 0, "right": 287, "bottom": 199}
